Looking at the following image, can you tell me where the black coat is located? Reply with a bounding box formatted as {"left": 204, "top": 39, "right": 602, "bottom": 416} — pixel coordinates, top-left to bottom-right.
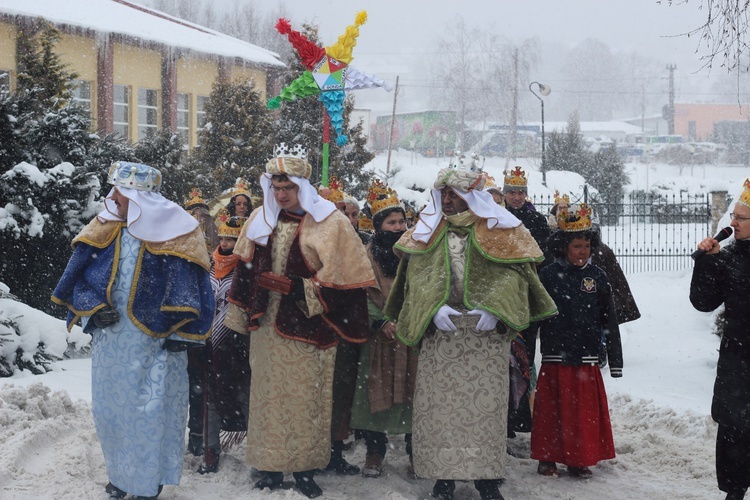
{"left": 690, "top": 239, "right": 750, "bottom": 430}
{"left": 507, "top": 203, "right": 551, "bottom": 252}
{"left": 538, "top": 260, "right": 623, "bottom": 374}
{"left": 592, "top": 243, "right": 641, "bottom": 324}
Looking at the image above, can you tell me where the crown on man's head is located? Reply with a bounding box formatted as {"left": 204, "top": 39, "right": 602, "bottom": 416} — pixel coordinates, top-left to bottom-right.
{"left": 184, "top": 187, "right": 207, "bottom": 209}
{"left": 108, "top": 161, "right": 162, "bottom": 193}
{"left": 434, "top": 151, "right": 487, "bottom": 191}
{"left": 266, "top": 142, "right": 312, "bottom": 179}
{"left": 215, "top": 208, "right": 245, "bottom": 239}
{"left": 503, "top": 166, "right": 527, "bottom": 191}
{"left": 557, "top": 203, "right": 593, "bottom": 232}
{"left": 274, "top": 143, "right": 308, "bottom": 161}
{"left": 367, "top": 178, "right": 401, "bottom": 216}
{"left": 319, "top": 176, "right": 346, "bottom": 205}
{"left": 554, "top": 191, "right": 570, "bottom": 205}
{"left": 739, "top": 178, "right": 750, "bottom": 209}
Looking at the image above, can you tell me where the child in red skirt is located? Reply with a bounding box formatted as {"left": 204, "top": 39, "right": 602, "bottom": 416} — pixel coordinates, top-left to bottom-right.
{"left": 531, "top": 203, "right": 623, "bottom": 478}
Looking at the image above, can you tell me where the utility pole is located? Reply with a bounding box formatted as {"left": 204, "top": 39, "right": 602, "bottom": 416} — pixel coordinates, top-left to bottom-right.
{"left": 666, "top": 64, "right": 676, "bottom": 135}
{"left": 386, "top": 75, "right": 399, "bottom": 174}
{"left": 508, "top": 48, "right": 519, "bottom": 167}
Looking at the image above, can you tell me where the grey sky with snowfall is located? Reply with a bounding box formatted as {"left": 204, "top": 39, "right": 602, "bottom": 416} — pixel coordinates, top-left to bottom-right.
{"left": 226, "top": 0, "right": 718, "bottom": 116}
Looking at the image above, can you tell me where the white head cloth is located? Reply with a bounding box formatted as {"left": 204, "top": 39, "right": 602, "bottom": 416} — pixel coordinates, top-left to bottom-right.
{"left": 412, "top": 187, "right": 521, "bottom": 243}
{"left": 97, "top": 186, "right": 198, "bottom": 243}
{"left": 244, "top": 173, "right": 337, "bottom": 245}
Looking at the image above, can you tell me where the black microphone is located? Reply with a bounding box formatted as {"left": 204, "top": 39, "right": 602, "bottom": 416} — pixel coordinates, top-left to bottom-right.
{"left": 691, "top": 226, "right": 733, "bottom": 260}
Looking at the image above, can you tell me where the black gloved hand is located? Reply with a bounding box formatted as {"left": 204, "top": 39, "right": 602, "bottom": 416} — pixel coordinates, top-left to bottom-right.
{"left": 91, "top": 307, "right": 120, "bottom": 329}
{"left": 163, "top": 339, "right": 193, "bottom": 352}
{"left": 288, "top": 275, "right": 306, "bottom": 302}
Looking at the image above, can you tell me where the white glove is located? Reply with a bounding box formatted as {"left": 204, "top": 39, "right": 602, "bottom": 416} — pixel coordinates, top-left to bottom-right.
{"left": 467, "top": 308, "right": 499, "bottom": 331}
{"left": 433, "top": 305, "right": 460, "bottom": 331}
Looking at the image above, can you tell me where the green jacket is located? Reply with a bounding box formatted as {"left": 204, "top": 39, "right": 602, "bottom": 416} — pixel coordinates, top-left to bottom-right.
{"left": 384, "top": 220, "right": 557, "bottom": 346}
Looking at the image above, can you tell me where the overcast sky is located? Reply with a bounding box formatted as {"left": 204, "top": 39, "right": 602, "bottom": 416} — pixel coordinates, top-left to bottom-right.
{"left": 221, "top": 0, "right": 719, "bottom": 117}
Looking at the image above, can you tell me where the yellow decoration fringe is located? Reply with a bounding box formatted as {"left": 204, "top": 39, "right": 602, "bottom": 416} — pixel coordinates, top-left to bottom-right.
{"left": 326, "top": 10, "right": 368, "bottom": 64}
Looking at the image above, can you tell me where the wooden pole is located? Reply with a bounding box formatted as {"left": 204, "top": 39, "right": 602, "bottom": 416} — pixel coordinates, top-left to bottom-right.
{"left": 322, "top": 105, "right": 330, "bottom": 187}
{"left": 386, "top": 76, "right": 400, "bottom": 174}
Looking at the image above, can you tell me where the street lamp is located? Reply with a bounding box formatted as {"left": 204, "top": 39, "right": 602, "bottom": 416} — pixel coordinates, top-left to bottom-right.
{"left": 529, "top": 81, "right": 551, "bottom": 186}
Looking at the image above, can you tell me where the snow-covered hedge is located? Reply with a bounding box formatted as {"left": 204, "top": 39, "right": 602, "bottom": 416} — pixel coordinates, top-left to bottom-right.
{"left": 0, "top": 282, "right": 90, "bottom": 377}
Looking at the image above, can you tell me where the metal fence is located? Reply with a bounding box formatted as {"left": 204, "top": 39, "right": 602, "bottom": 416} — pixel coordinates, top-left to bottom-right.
{"left": 531, "top": 191, "right": 712, "bottom": 275}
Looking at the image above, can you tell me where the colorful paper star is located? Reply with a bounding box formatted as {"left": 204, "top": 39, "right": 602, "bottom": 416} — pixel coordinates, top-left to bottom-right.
{"left": 267, "top": 11, "right": 391, "bottom": 146}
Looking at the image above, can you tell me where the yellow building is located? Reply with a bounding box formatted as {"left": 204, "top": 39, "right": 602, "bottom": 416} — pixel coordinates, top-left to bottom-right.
{"left": 0, "top": 0, "right": 285, "bottom": 148}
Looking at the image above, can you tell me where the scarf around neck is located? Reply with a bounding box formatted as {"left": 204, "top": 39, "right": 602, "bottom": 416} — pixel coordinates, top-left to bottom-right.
{"left": 212, "top": 246, "right": 239, "bottom": 279}
{"left": 371, "top": 230, "right": 405, "bottom": 278}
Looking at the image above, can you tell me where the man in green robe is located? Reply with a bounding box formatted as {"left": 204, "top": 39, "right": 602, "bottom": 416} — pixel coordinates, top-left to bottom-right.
{"left": 384, "top": 156, "right": 557, "bottom": 500}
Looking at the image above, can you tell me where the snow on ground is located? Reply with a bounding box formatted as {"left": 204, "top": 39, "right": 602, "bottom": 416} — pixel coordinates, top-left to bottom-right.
{"left": 0, "top": 268, "right": 726, "bottom": 500}
{"left": 0, "top": 153, "right": 737, "bottom": 499}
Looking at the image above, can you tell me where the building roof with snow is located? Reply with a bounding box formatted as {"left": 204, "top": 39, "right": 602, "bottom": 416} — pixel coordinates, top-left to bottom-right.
{"left": 0, "top": 0, "right": 284, "bottom": 68}
{"left": 0, "top": 0, "right": 285, "bottom": 148}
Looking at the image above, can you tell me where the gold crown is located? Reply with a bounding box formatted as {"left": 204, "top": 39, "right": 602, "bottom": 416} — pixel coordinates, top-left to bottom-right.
{"left": 740, "top": 178, "right": 750, "bottom": 209}
{"left": 319, "top": 176, "right": 346, "bottom": 204}
{"left": 184, "top": 187, "right": 207, "bottom": 209}
{"left": 232, "top": 178, "right": 251, "bottom": 198}
{"left": 484, "top": 175, "right": 497, "bottom": 188}
{"left": 503, "top": 166, "right": 527, "bottom": 189}
{"left": 266, "top": 142, "right": 312, "bottom": 179}
{"left": 108, "top": 161, "right": 162, "bottom": 192}
{"left": 358, "top": 211, "right": 374, "bottom": 231}
{"left": 557, "top": 203, "right": 593, "bottom": 232}
{"left": 215, "top": 208, "right": 245, "bottom": 239}
{"left": 554, "top": 191, "right": 570, "bottom": 205}
{"left": 367, "top": 179, "right": 401, "bottom": 216}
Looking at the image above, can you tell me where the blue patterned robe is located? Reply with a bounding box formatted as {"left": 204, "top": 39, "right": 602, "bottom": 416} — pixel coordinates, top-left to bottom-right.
{"left": 53, "top": 224, "right": 213, "bottom": 497}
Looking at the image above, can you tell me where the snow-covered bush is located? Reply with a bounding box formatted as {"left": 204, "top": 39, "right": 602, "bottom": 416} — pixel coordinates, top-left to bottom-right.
{"left": 0, "top": 282, "right": 89, "bottom": 377}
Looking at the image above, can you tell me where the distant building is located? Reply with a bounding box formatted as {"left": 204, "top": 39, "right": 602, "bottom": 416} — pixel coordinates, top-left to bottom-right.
{"left": 0, "top": 0, "right": 284, "bottom": 149}
{"left": 373, "top": 110, "right": 456, "bottom": 154}
{"left": 621, "top": 114, "right": 668, "bottom": 137}
{"left": 673, "top": 103, "right": 750, "bottom": 142}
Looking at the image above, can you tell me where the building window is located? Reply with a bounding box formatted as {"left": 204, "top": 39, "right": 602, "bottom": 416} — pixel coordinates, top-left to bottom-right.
{"left": 688, "top": 121, "right": 697, "bottom": 141}
{"left": 72, "top": 80, "right": 92, "bottom": 116}
{"left": 196, "top": 95, "right": 209, "bottom": 145}
{"left": 138, "top": 88, "right": 159, "bottom": 141}
{"left": 113, "top": 84, "right": 129, "bottom": 139}
{"left": 177, "top": 92, "right": 190, "bottom": 149}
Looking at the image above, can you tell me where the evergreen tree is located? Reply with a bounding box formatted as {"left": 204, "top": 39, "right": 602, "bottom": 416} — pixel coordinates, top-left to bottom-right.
{"left": 0, "top": 20, "right": 99, "bottom": 314}
{"left": 546, "top": 112, "right": 628, "bottom": 223}
{"left": 84, "top": 134, "right": 138, "bottom": 199}
{"left": 134, "top": 129, "right": 186, "bottom": 203}
{"left": 545, "top": 111, "right": 591, "bottom": 175}
{"left": 186, "top": 78, "right": 276, "bottom": 198}
{"left": 589, "top": 143, "right": 629, "bottom": 224}
{"left": 15, "top": 19, "right": 77, "bottom": 111}
{"left": 334, "top": 107, "right": 374, "bottom": 198}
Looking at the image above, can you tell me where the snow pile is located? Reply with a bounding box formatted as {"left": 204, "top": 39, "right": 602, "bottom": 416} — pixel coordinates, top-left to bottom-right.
{"left": 0, "top": 383, "right": 103, "bottom": 499}
{"left": 0, "top": 281, "right": 90, "bottom": 377}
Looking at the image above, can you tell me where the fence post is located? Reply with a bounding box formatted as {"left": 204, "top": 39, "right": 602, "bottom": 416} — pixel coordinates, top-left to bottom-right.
{"left": 710, "top": 190, "right": 728, "bottom": 234}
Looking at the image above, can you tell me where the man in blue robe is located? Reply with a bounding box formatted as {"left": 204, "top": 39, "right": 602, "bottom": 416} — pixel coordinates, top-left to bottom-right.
{"left": 52, "top": 162, "right": 214, "bottom": 500}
